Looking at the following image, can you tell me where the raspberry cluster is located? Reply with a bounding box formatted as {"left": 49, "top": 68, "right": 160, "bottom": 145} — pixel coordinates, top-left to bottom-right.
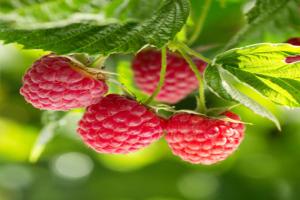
{"left": 20, "top": 52, "right": 245, "bottom": 165}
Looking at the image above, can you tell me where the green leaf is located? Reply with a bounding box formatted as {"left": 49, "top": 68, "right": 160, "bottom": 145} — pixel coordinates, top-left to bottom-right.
{"left": 205, "top": 64, "right": 281, "bottom": 128}
{"left": 0, "top": 0, "right": 190, "bottom": 55}
{"left": 205, "top": 43, "right": 300, "bottom": 128}
{"left": 207, "top": 43, "right": 300, "bottom": 107}
{"left": 0, "top": 0, "right": 163, "bottom": 28}
{"left": 218, "top": 67, "right": 281, "bottom": 130}
{"left": 224, "top": 0, "right": 300, "bottom": 50}
{"left": 223, "top": 67, "right": 300, "bottom": 107}
{"left": 0, "top": 0, "right": 108, "bottom": 28}
{"left": 204, "top": 64, "right": 233, "bottom": 100}
{"left": 104, "top": 0, "right": 162, "bottom": 21}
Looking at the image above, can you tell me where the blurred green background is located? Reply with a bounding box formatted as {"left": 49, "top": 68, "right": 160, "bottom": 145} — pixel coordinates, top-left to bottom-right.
{"left": 1, "top": 0, "right": 300, "bottom": 200}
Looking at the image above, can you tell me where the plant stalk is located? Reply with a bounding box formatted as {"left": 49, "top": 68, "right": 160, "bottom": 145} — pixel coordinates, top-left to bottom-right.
{"left": 176, "top": 41, "right": 211, "bottom": 63}
{"left": 91, "top": 55, "right": 108, "bottom": 68}
{"left": 144, "top": 46, "right": 167, "bottom": 104}
{"left": 178, "top": 49, "right": 207, "bottom": 113}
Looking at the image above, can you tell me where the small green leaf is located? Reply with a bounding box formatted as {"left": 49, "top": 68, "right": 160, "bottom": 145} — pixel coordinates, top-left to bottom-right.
{"left": 223, "top": 67, "right": 300, "bottom": 107}
{"left": 218, "top": 67, "right": 281, "bottom": 130}
{"left": 204, "top": 64, "right": 233, "bottom": 100}
{"left": 205, "top": 43, "right": 300, "bottom": 128}
{"left": 207, "top": 43, "right": 300, "bottom": 107}
{"left": 0, "top": 0, "right": 190, "bottom": 55}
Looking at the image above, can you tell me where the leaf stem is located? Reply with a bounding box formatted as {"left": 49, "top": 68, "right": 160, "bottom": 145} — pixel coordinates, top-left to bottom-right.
{"left": 90, "top": 55, "right": 108, "bottom": 68}
{"left": 178, "top": 49, "right": 207, "bottom": 113}
{"left": 144, "top": 47, "right": 167, "bottom": 105}
{"left": 176, "top": 41, "right": 211, "bottom": 63}
{"left": 108, "top": 78, "right": 136, "bottom": 98}
{"left": 188, "top": 0, "right": 212, "bottom": 45}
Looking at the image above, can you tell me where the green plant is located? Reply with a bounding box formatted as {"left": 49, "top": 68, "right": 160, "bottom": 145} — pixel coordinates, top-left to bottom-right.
{"left": 1, "top": 0, "right": 300, "bottom": 165}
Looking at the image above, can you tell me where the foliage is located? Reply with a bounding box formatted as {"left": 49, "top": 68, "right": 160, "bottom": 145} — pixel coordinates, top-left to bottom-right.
{"left": 1, "top": 0, "right": 300, "bottom": 126}
{"left": 0, "top": 0, "right": 189, "bottom": 55}
{"left": 2, "top": 0, "right": 300, "bottom": 199}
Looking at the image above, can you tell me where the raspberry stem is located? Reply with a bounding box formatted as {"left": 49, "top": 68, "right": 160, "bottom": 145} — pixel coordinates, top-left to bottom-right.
{"left": 178, "top": 49, "right": 207, "bottom": 114}
{"left": 144, "top": 46, "right": 167, "bottom": 104}
{"left": 176, "top": 41, "right": 211, "bottom": 63}
{"left": 188, "top": 0, "right": 212, "bottom": 45}
{"left": 108, "top": 78, "right": 136, "bottom": 97}
{"left": 90, "top": 55, "right": 107, "bottom": 68}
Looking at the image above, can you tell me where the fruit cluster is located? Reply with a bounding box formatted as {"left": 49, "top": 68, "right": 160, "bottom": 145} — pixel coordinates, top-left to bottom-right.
{"left": 20, "top": 50, "right": 244, "bottom": 165}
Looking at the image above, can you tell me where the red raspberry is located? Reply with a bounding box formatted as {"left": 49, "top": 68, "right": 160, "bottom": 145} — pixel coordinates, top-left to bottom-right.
{"left": 286, "top": 37, "right": 300, "bottom": 63}
{"left": 132, "top": 50, "right": 207, "bottom": 104}
{"left": 20, "top": 54, "right": 108, "bottom": 111}
{"left": 287, "top": 37, "right": 300, "bottom": 46}
{"left": 165, "top": 112, "right": 245, "bottom": 165}
{"left": 77, "top": 94, "right": 164, "bottom": 154}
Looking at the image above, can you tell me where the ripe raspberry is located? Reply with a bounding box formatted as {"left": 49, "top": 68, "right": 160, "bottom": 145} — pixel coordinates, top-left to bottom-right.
{"left": 20, "top": 54, "right": 108, "bottom": 111}
{"left": 132, "top": 50, "right": 207, "bottom": 104}
{"left": 165, "top": 112, "right": 244, "bottom": 165}
{"left": 77, "top": 94, "right": 164, "bottom": 154}
{"left": 286, "top": 37, "right": 300, "bottom": 63}
{"left": 287, "top": 37, "right": 300, "bottom": 46}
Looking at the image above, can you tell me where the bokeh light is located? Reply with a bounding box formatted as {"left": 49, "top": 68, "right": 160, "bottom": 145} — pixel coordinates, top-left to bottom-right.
{"left": 51, "top": 152, "right": 94, "bottom": 180}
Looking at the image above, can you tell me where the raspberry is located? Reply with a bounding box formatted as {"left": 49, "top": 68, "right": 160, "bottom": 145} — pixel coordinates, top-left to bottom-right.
{"left": 77, "top": 94, "right": 164, "bottom": 154}
{"left": 132, "top": 50, "right": 207, "bottom": 104}
{"left": 286, "top": 37, "right": 300, "bottom": 63}
{"left": 287, "top": 37, "right": 300, "bottom": 46}
{"left": 165, "top": 112, "right": 244, "bottom": 165}
{"left": 285, "top": 55, "right": 300, "bottom": 63}
{"left": 20, "top": 54, "right": 108, "bottom": 111}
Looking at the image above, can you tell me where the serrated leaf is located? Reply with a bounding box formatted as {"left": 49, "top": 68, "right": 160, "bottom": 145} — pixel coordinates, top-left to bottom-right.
{"left": 204, "top": 65, "right": 233, "bottom": 100}
{"left": 207, "top": 43, "right": 300, "bottom": 108}
{"left": 223, "top": 67, "right": 300, "bottom": 107}
{"left": 206, "top": 64, "right": 281, "bottom": 128}
{"left": 218, "top": 67, "right": 281, "bottom": 130}
{"left": 0, "top": 0, "right": 189, "bottom": 55}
